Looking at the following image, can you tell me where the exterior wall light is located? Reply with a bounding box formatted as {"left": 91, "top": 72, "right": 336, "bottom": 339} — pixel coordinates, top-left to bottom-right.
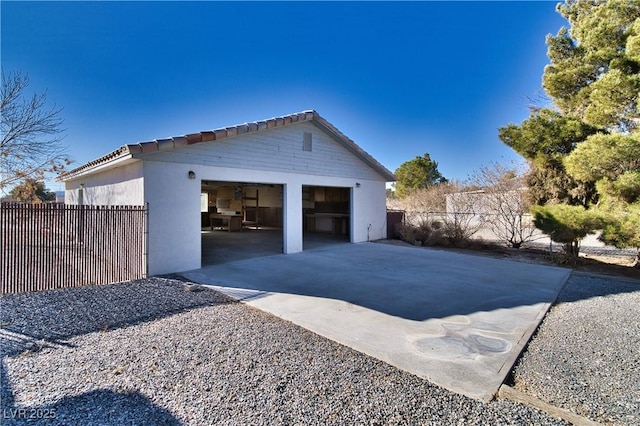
{"left": 355, "top": 182, "right": 361, "bottom": 188}
{"left": 188, "top": 171, "right": 196, "bottom": 180}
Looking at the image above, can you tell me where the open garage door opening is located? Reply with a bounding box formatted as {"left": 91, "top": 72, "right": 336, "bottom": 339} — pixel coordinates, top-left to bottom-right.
{"left": 303, "top": 185, "right": 351, "bottom": 250}
{"left": 201, "top": 181, "right": 284, "bottom": 266}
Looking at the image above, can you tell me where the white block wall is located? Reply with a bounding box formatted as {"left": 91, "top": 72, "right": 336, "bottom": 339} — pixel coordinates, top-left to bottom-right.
{"left": 64, "top": 121, "right": 391, "bottom": 276}
{"left": 143, "top": 161, "right": 202, "bottom": 274}
{"left": 138, "top": 122, "right": 383, "bottom": 181}
{"left": 64, "top": 161, "right": 144, "bottom": 205}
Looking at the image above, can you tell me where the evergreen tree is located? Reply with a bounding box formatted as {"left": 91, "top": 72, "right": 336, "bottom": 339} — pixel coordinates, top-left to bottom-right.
{"left": 543, "top": 0, "right": 640, "bottom": 132}
{"left": 499, "top": 109, "right": 599, "bottom": 207}
{"left": 393, "top": 153, "right": 447, "bottom": 198}
{"left": 499, "top": 0, "right": 640, "bottom": 260}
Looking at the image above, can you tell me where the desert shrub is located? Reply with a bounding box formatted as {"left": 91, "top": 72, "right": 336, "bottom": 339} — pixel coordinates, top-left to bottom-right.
{"left": 440, "top": 212, "right": 480, "bottom": 246}
{"left": 396, "top": 222, "right": 419, "bottom": 244}
{"left": 389, "top": 181, "right": 485, "bottom": 247}
{"left": 396, "top": 220, "right": 472, "bottom": 247}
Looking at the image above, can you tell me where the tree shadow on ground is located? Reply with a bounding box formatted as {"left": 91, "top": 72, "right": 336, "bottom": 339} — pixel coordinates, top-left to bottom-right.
{"left": 0, "top": 277, "right": 233, "bottom": 358}
{"left": 1, "top": 374, "right": 179, "bottom": 426}
{"left": 183, "top": 242, "right": 640, "bottom": 322}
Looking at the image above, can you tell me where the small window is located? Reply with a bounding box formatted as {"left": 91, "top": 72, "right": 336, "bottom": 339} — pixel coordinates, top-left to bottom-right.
{"left": 303, "top": 132, "right": 312, "bottom": 151}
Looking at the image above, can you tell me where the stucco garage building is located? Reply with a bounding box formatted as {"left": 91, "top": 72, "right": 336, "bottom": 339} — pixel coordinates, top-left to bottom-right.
{"left": 59, "top": 110, "right": 396, "bottom": 276}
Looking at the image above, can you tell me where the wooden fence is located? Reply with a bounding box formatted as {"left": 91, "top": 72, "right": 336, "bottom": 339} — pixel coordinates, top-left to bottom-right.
{"left": 1, "top": 203, "right": 147, "bottom": 294}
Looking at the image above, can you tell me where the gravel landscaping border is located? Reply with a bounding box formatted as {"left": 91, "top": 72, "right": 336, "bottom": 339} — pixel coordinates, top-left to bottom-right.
{"left": 1, "top": 278, "right": 568, "bottom": 425}
{"left": 511, "top": 271, "right": 640, "bottom": 426}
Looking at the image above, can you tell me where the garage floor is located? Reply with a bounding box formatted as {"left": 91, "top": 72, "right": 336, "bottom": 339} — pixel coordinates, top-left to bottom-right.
{"left": 184, "top": 242, "right": 570, "bottom": 401}
{"left": 201, "top": 228, "right": 349, "bottom": 266}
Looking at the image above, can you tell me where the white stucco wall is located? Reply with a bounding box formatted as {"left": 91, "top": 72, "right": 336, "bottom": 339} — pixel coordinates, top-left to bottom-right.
{"left": 63, "top": 122, "right": 391, "bottom": 276}
{"left": 283, "top": 182, "right": 303, "bottom": 254}
{"left": 351, "top": 179, "right": 388, "bottom": 243}
{"left": 64, "top": 161, "right": 144, "bottom": 205}
{"left": 143, "top": 161, "right": 201, "bottom": 275}
{"left": 138, "top": 161, "right": 388, "bottom": 275}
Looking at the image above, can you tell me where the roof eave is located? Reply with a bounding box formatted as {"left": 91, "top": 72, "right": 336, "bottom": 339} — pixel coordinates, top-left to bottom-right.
{"left": 310, "top": 114, "right": 396, "bottom": 182}
{"left": 57, "top": 147, "right": 134, "bottom": 182}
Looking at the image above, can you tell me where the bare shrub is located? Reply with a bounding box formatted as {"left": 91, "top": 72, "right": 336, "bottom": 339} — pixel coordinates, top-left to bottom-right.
{"left": 442, "top": 184, "right": 484, "bottom": 246}
{"left": 394, "top": 220, "right": 448, "bottom": 247}
{"left": 469, "top": 162, "right": 538, "bottom": 248}
{"left": 388, "top": 182, "right": 480, "bottom": 247}
{"left": 396, "top": 222, "right": 418, "bottom": 244}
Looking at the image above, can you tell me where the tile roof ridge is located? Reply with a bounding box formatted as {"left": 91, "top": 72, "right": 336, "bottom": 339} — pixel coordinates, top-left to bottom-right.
{"left": 58, "top": 109, "right": 396, "bottom": 182}
{"left": 127, "top": 110, "right": 318, "bottom": 152}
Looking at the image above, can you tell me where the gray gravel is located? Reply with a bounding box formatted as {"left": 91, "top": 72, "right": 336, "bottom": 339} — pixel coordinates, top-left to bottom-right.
{"left": 0, "top": 278, "right": 567, "bottom": 425}
{"left": 512, "top": 272, "right": 640, "bottom": 425}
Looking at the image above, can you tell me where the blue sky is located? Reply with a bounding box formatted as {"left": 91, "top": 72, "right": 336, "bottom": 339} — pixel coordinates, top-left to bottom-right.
{"left": 2, "top": 1, "right": 566, "bottom": 191}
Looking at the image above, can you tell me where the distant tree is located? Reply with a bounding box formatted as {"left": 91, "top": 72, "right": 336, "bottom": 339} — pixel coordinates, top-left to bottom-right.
{"left": 9, "top": 178, "right": 56, "bottom": 203}
{"left": 393, "top": 153, "right": 447, "bottom": 198}
{"left": 470, "top": 162, "right": 537, "bottom": 249}
{"left": 386, "top": 187, "right": 396, "bottom": 200}
{"left": 1, "top": 69, "right": 70, "bottom": 192}
{"left": 399, "top": 181, "right": 450, "bottom": 214}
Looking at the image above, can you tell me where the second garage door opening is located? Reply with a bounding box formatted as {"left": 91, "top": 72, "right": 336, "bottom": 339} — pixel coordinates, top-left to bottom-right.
{"left": 303, "top": 185, "right": 351, "bottom": 250}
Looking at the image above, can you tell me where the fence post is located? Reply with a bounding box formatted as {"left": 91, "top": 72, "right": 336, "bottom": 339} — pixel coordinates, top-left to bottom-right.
{"left": 143, "top": 203, "right": 149, "bottom": 278}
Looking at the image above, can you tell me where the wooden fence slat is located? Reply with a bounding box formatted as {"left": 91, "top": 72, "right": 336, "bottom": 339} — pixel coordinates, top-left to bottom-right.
{"left": 0, "top": 203, "right": 147, "bottom": 294}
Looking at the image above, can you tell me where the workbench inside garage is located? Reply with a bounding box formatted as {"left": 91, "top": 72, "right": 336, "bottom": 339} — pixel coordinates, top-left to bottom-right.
{"left": 209, "top": 213, "right": 243, "bottom": 232}
{"left": 305, "top": 213, "right": 349, "bottom": 235}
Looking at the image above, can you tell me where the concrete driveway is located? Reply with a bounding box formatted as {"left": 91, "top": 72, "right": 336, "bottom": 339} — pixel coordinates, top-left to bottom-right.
{"left": 182, "top": 242, "right": 570, "bottom": 402}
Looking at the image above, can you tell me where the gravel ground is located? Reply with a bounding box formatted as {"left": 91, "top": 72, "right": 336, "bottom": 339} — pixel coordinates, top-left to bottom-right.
{"left": 0, "top": 278, "right": 567, "bottom": 425}
{"left": 512, "top": 272, "right": 640, "bottom": 426}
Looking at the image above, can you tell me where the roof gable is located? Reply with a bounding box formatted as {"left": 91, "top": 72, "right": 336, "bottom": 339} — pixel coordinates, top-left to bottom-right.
{"left": 59, "top": 110, "right": 396, "bottom": 181}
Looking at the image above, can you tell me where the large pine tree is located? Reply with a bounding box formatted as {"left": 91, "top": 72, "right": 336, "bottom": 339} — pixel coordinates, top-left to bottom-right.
{"left": 499, "top": 0, "right": 640, "bottom": 261}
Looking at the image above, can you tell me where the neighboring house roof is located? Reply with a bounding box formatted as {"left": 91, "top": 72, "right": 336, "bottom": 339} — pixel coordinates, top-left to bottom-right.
{"left": 58, "top": 110, "right": 396, "bottom": 182}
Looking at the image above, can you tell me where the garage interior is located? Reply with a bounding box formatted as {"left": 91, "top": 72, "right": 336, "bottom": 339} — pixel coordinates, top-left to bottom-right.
{"left": 200, "top": 182, "right": 351, "bottom": 266}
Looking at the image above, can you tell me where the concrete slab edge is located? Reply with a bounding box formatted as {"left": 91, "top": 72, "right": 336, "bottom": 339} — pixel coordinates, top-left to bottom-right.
{"left": 199, "top": 283, "right": 480, "bottom": 401}
{"left": 492, "top": 269, "right": 573, "bottom": 402}
{"left": 498, "top": 385, "right": 603, "bottom": 426}
{"left": 200, "top": 284, "right": 270, "bottom": 302}
{"left": 496, "top": 270, "right": 628, "bottom": 425}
